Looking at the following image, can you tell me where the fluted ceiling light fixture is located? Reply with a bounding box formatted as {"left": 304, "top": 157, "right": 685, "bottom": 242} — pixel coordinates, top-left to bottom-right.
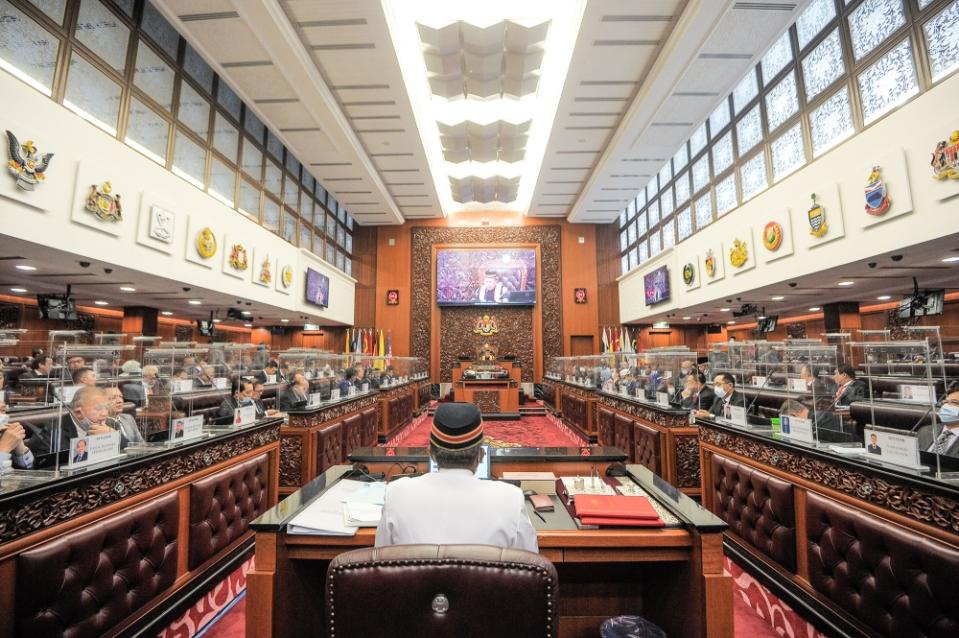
{"left": 384, "top": 0, "right": 586, "bottom": 213}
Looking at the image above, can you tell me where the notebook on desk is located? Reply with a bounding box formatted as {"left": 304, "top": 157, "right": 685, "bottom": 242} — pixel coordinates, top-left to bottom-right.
{"left": 573, "top": 494, "right": 664, "bottom": 527}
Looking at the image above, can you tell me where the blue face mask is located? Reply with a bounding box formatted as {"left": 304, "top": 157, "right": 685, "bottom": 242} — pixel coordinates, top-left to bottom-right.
{"left": 938, "top": 404, "right": 959, "bottom": 423}
{"left": 713, "top": 385, "right": 727, "bottom": 399}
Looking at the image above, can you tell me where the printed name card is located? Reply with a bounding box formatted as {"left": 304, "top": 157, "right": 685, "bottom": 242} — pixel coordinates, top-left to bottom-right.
{"left": 267, "top": 374, "right": 277, "bottom": 384}
{"left": 309, "top": 392, "right": 321, "bottom": 407}
{"left": 727, "top": 405, "right": 747, "bottom": 426}
{"left": 68, "top": 430, "right": 122, "bottom": 468}
{"left": 172, "top": 379, "right": 193, "bottom": 393}
{"left": 361, "top": 383, "right": 369, "bottom": 393}
{"left": 780, "top": 415, "right": 815, "bottom": 443}
{"left": 899, "top": 384, "right": 933, "bottom": 404}
{"left": 170, "top": 415, "right": 203, "bottom": 442}
{"left": 656, "top": 391, "right": 670, "bottom": 406}
{"left": 348, "top": 386, "right": 357, "bottom": 396}
{"left": 233, "top": 405, "right": 257, "bottom": 428}
{"left": 331, "top": 388, "right": 341, "bottom": 400}
{"left": 863, "top": 426, "right": 922, "bottom": 469}
{"left": 787, "top": 378, "right": 807, "bottom": 393}
{"left": 213, "top": 377, "right": 229, "bottom": 389}
{"left": 752, "top": 376, "right": 767, "bottom": 387}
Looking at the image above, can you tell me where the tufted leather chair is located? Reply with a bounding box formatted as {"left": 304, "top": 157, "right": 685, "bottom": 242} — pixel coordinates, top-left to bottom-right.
{"left": 710, "top": 453, "right": 796, "bottom": 571}
{"left": 541, "top": 383, "right": 555, "bottom": 409}
{"left": 562, "top": 395, "right": 586, "bottom": 433}
{"left": 188, "top": 453, "right": 270, "bottom": 569}
{"left": 326, "top": 544, "right": 558, "bottom": 638}
{"left": 361, "top": 407, "right": 378, "bottom": 446}
{"left": 342, "top": 414, "right": 363, "bottom": 459}
{"left": 633, "top": 421, "right": 661, "bottom": 474}
{"left": 16, "top": 491, "right": 179, "bottom": 637}
{"left": 613, "top": 414, "right": 635, "bottom": 461}
{"left": 858, "top": 362, "right": 959, "bottom": 378}
{"left": 597, "top": 407, "right": 615, "bottom": 447}
{"left": 173, "top": 389, "right": 230, "bottom": 424}
{"left": 317, "top": 421, "right": 344, "bottom": 475}
{"left": 858, "top": 376, "right": 945, "bottom": 401}
{"left": 806, "top": 491, "right": 959, "bottom": 637}
{"left": 848, "top": 400, "right": 934, "bottom": 432}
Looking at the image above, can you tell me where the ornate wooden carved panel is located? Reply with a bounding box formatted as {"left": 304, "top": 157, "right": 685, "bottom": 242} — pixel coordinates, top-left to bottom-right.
{"left": 0, "top": 423, "right": 280, "bottom": 543}
{"left": 675, "top": 434, "right": 701, "bottom": 488}
{"left": 597, "top": 394, "right": 689, "bottom": 429}
{"left": 285, "top": 395, "right": 378, "bottom": 429}
{"left": 280, "top": 434, "right": 304, "bottom": 487}
{"left": 700, "top": 424, "right": 959, "bottom": 533}
{"left": 474, "top": 391, "right": 501, "bottom": 414}
{"left": 410, "top": 226, "right": 562, "bottom": 379}
{"left": 441, "top": 307, "right": 534, "bottom": 381}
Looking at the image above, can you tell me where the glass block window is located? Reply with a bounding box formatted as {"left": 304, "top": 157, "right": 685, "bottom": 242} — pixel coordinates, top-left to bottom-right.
{"left": 183, "top": 44, "right": 214, "bottom": 93}
{"left": 677, "top": 208, "right": 693, "bottom": 241}
{"left": 636, "top": 189, "right": 647, "bottom": 209}
{"left": 244, "top": 109, "right": 265, "bottom": 142}
{"left": 764, "top": 71, "right": 799, "bottom": 132}
{"left": 209, "top": 156, "right": 235, "bottom": 207}
{"left": 240, "top": 137, "right": 263, "bottom": 180}
{"left": 638, "top": 240, "right": 649, "bottom": 263}
{"left": 212, "top": 113, "right": 239, "bottom": 160}
{"left": 771, "top": 122, "right": 806, "bottom": 181}
{"left": 695, "top": 193, "right": 713, "bottom": 229}
{"left": 802, "top": 29, "right": 845, "bottom": 101}
{"left": 619, "top": 210, "right": 628, "bottom": 227}
{"left": 649, "top": 230, "right": 661, "bottom": 256}
{"left": 661, "top": 186, "right": 674, "bottom": 216}
{"left": 810, "top": 86, "right": 855, "bottom": 156}
{"left": 715, "top": 173, "right": 738, "bottom": 215}
{"left": 761, "top": 30, "right": 793, "bottom": 84}
{"left": 171, "top": 129, "right": 205, "bottom": 188}
{"left": 238, "top": 180, "right": 260, "bottom": 217}
{"left": 177, "top": 82, "right": 210, "bottom": 138}
{"left": 142, "top": 0, "right": 179, "bottom": 60}
{"left": 75, "top": 0, "right": 130, "bottom": 73}
{"left": 345, "top": 257, "right": 352, "bottom": 276}
{"left": 314, "top": 231, "right": 324, "bottom": 254}
{"left": 626, "top": 199, "right": 636, "bottom": 218}
{"left": 29, "top": 0, "right": 67, "bottom": 24}
{"left": 919, "top": 0, "right": 935, "bottom": 9}
{"left": 712, "top": 132, "right": 735, "bottom": 174}
{"left": 283, "top": 180, "right": 298, "bottom": 210}
{"left": 299, "top": 224, "right": 311, "bottom": 251}
{"left": 732, "top": 69, "right": 759, "bottom": 114}
{"left": 658, "top": 162, "right": 672, "bottom": 187}
{"left": 621, "top": 254, "right": 629, "bottom": 274}
{"left": 662, "top": 219, "right": 675, "bottom": 249}
{"left": 283, "top": 214, "right": 296, "bottom": 244}
{"left": 627, "top": 221, "right": 637, "bottom": 245}
{"left": 740, "top": 152, "right": 768, "bottom": 201}
{"left": 692, "top": 155, "right": 710, "bottom": 192}
{"left": 675, "top": 171, "right": 691, "bottom": 206}
{"left": 134, "top": 40, "right": 174, "bottom": 110}
{"left": 857, "top": 37, "right": 918, "bottom": 123}
{"left": 325, "top": 242, "right": 335, "bottom": 264}
{"left": 0, "top": 1, "right": 61, "bottom": 95}
{"left": 648, "top": 199, "right": 660, "bottom": 226}
{"left": 636, "top": 211, "right": 648, "bottom": 236}
{"left": 797, "top": 0, "right": 837, "bottom": 50}
{"left": 736, "top": 106, "right": 763, "bottom": 155}
{"left": 326, "top": 214, "right": 337, "bottom": 238}
{"left": 673, "top": 144, "right": 688, "bottom": 171}
{"left": 709, "top": 99, "right": 731, "bottom": 136}
{"left": 619, "top": 230, "right": 628, "bottom": 253}
{"left": 262, "top": 198, "right": 280, "bottom": 231}
{"left": 266, "top": 130, "right": 283, "bottom": 159}
{"left": 924, "top": 1, "right": 959, "bottom": 82}
{"left": 690, "top": 122, "right": 708, "bottom": 156}
{"left": 125, "top": 97, "right": 167, "bottom": 163}
{"left": 63, "top": 52, "right": 122, "bottom": 134}
{"left": 336, "top": 251, "right": 345, "bottom": 270}
{"left": 264, "top": 160, "right": 283, "bottom": 195}
{"left": 848, "top": 0, "right": 906, "bottom": 61}
{"left": 217, "top": 81, "right": 242, "bottom": 121}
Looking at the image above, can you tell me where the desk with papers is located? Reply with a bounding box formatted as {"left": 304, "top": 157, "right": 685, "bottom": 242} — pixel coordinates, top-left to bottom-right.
{"left": 247, "top": 462, "right": 731, "bottom": 638}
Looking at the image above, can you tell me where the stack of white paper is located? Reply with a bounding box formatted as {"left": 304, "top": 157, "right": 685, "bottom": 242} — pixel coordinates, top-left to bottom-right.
{"left": 287, "top": 479, "right": 386, "bottom": 536}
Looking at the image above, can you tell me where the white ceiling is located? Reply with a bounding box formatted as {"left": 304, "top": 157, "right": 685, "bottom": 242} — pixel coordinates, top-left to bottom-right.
{"left": 154, "top": 0, "right": 808, "bottom": 224}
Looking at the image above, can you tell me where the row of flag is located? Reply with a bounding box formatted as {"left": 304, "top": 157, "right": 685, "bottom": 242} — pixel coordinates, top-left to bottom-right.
{"left": 345, "top": 327, "right": 392, "bottom": 359}
{"left": 601, "top": 326, "right": 638, "bottom": 353}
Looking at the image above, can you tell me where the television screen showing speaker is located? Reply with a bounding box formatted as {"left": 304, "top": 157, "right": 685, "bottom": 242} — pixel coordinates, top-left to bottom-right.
{"left": 757, "top": 315, "right": 778, "bottom": 333}
{"left": 305, "top": 268, "right": 330, "bottom": 308}
{"left": 643, "top": 266, "right": 670, "bottom": 306}
{"left": 898, "top": 289, "right": 944, "bottom": 317}
{"left": 436, "top": 248, "right": 537, "bottom": 306}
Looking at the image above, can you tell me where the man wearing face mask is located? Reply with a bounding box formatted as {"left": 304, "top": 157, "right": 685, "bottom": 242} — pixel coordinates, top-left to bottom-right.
{"left": 919, "top": 390, "right": 959, "bottom": 457}
{"left": 680, "top": 372, "right": 716, "bottom": 411}
{"left": 31, "top": 386, "right": 124, "bottom": 455}
{"left": 696, "top": 373, "right": 746, "bottom": 419}
{"left": 278, "top": 373, "right": 310, "bottom": 411}
{"left": 219, "top": 378, "right": 255, "bottom": 419}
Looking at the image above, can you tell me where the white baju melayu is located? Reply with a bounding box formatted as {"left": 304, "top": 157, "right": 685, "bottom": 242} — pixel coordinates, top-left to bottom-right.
{"left": 374, "top": 468, "right": 538, "bottom": 552}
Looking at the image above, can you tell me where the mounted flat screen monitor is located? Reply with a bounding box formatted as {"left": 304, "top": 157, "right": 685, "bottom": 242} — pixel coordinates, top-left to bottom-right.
{"left": 436, "top": 248, "right": 537, "bottom": 306}
{"left": 196, "top": 320, "right": 216, "bottom": 337}
{"left": 898, "top": 289, "right": 944, "bottom": 318}
{"left": 37, "top": 294, "right": 77, "bottom": 320}
{"left": 757, "top": 315, "right": 779, "bottom": 333}
{"left": 643, "top": 266, "right": 670, "bottom": 306}
{"left": 305, "top": 268, "right": 330, "bottom": 308}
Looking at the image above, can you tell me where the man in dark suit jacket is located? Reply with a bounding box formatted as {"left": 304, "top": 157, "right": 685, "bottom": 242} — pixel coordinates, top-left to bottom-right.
{"left": 339, "top": 368, "right": 356, "bottom": 396}
{"left": 696, "top": 373, "right": 746, "bottom": 418}
{"left": 255, "top": 361, "right": 280, "bottom": 385}
{"left": 278, "top": 373, "right": 310, "bottom": 411}
{"left": 19, "top": 355, "right": 53, "bottom": 381}
{"left": 832, "top": 364, "right": 866, "bottom": 407}
{"left": 679, "top": 372, "right": 716, "bottom": 411}
{"left": 218, "top": 378, "right": 254, "bottom": 419}
{"left": 29, "top": 386, "right": 125, "bottom": 455}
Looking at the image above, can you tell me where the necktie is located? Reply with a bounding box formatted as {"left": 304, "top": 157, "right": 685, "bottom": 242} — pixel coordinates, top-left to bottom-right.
{"left": 933, "top": 430, "right": 954, "bottom": 453}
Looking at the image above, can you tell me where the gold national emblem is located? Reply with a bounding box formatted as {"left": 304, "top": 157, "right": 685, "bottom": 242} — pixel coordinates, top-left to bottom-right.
{"left": 259, "top": 258, "right": 272, "bottom": 284}
{"left": 473, "top": 314, "right": 498, "bottom": 336}
{"left": 281, "top": 265, "right": 294, "bottom": 288}
{"left": 807, "top": 193, "right": 828, "bottom": 238}
{"left": 196, "top": 227, "right": 217, "bottom": 259}
{"left": 729, "top": 239, "right": 748, "bottom": 268}
{"left": 704, "top": 249, "right": 717, "bottom": 278}
{"left": 85, "top": 181, "right": 122, "bottom": 222}
{"left": 229, "top": 244, "right": 249, "bottom": 271}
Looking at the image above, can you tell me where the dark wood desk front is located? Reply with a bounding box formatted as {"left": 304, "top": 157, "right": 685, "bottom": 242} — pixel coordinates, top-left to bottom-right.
{"left": 247, "top": 464, "right": 732, "bottom": 638}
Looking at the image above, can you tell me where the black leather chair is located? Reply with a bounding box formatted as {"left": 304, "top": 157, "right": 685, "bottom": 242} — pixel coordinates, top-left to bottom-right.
{"left": 326, "top": 544, "right": 559, "bottom": 637}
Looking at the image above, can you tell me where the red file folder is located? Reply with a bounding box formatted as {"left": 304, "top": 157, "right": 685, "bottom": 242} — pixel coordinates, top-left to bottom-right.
{"left": 578, "top": 516, "right": 664, "bottom": 527}
{"left": 574, "top": 494, "right": 660, "bottom": 520}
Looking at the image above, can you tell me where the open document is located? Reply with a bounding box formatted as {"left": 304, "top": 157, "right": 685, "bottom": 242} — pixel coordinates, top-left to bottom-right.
{"left": 287, "top": 479, "right": 387, "bottom": 536}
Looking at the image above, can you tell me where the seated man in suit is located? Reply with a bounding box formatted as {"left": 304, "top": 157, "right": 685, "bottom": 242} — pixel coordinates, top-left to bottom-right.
{"left": 104, "top": 386, "right": 144, "bottom": 444}
{"left": 832, "top": 364, "right": 866, "bottom": 407}
{"left": 919, "top": 390, "right": 959, "bottom": 457}
{"left": 679, "top": 372, "right": 716, "bottom": 411}
{"left": 375, "top": 402, "right": 537, "bottom": 552}
{"left": 339, "top": 368, "right": 355, "bottom": 396}
{"left": 278, "top": 373, "right": 310, "bottom": 411}
{"left": 695, "top": 373, "right": 747, "bottom": 419}
{"left": 353, "top": 366, "right": 369, "bottom": 390}
{"left": 181, "top": 355, "right": 203, "bottom": 378}
{"left": 73, "top": 367, "right": 97, "bottom": 387}
{"left": 63, "top": 355, "right": 86, "bottom": 381}
{"left": 251, "top": 380, "right": 281, "bottom": 418}
{"left": 194, "top": 365, "right": 216, "bottom": 387}
{"left": 30, "top": 386, "right": 125, "bottom": 455}
{"left": 255, "top": 360, "right": 280, "bottom": 384}
{"left": 219, "top": 378, "right": 255, "bottom": 420}
{"left": 122, "top": 365, "right": 160, "bottom": 407}
{"left": 19, "top": 355, "right": 53, "bottom": 381}
{"left": 0, "top": 420, "right": 35, "bottom": 469}
{"left": 779, "top": 398, "right": 842, "bottom": 436}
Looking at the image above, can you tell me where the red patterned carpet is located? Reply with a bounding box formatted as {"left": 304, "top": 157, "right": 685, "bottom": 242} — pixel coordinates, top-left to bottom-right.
{"left": 386, "top": 413, "right": 586, "bottom": 448}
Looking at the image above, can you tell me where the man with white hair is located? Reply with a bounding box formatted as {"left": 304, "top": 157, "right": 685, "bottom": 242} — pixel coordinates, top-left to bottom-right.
{"left": 30, "top": 386, "right": 124, "bottom": 455}
{"left": 122, "top": 364, "right": 159, "bottom": 407}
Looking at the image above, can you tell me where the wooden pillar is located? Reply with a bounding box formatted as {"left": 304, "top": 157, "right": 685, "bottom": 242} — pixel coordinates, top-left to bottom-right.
{"left": 822, "top": 302, "right": 860, "bottom": 333}
{"left": 122, "top": 306, "right": 158, "bottom": 336}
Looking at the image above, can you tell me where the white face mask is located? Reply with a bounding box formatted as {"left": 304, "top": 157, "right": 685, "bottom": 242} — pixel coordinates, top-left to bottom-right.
{"left": 714, "top": 385, "right": 727, "bottom": 399}
{"left": 938, "top": 404, "right": 959, "bottom": 423}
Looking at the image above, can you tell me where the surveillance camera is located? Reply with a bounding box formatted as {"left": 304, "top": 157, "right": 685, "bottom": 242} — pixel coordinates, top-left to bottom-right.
{"left": 182, "top": 287, "right": 191, "bottom": 292}
{"left": 79, "top": 261, "right": 90, "bottom": 268}
{"left": 736, "top": 297, "right": 742, "bottom": 302}
{"left": 788, "top": 282, "right": 798, "bottom": 288}
{"left": 868, "top": 262, "right": 877, "bottom": 269}
{"left": 726, "top": 299, "right": 732, "bottom": 303}
{"left": 891, "top": 254, "right": 903, "bottom": 262}
{"left": 103, "top": 268, "right": 113, "bottom": 274}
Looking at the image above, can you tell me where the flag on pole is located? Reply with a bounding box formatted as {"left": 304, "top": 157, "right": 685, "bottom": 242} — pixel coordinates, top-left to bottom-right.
{"left": 345, "top": 328, "right": 351, "bottom": 354}
{"left": 622, "top": 327, "right": 630, "bottom": 353}
{"left": 602, "top": 327, "right": 610, "bottom": 353}
{"left": 386, "top": 330, "right": 393, "bottom": 359}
